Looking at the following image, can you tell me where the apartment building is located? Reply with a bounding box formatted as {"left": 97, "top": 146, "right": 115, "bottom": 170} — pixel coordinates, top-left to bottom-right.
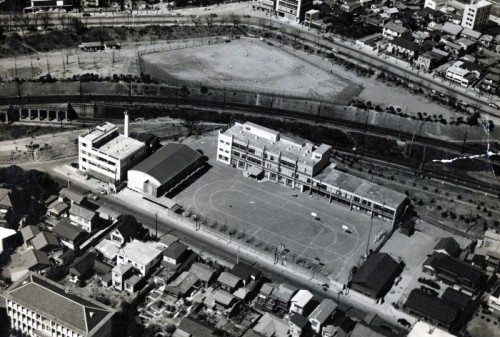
{"left": 461, "top": 0, "right": 492, "bottom": 30}
{"left": 217, "top": 121, "right": 331, "bottom": 190}
{"left": 78, "top": 116, "right": 146, "bottom": 184}
{"left": 4, "top": 273, "right": 115, "bottom": 337}
{"left": 275, "top": 0, "right": 313, "bottom": 22}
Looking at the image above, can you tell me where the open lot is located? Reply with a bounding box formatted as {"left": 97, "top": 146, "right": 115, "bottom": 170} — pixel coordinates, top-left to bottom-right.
{"left": 176, "top": 133, "right": 392, "bottom": 283}
{"left": 141, "top": 38, "right": 350, "bottom": 97}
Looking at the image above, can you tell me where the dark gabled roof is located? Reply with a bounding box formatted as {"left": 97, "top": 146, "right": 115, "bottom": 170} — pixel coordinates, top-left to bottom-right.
{"left": 163, "top": 241, "right": 188, "bottom": 260}
{"left": 31, "top": 231, "right": 60, "bottom": 251}
{"left": 390, "top": 37, "right": 420, "bottom": 52}
{"left": 114, "top": 220, "right": 141, "bottom": 242}
{"left": 129, "top": 144, "right": 202, "bottom": 186}
{"left": 20, "top": 225, "right": 41, "bottom": 242}
{"left": 290, "top": 313, "right": 309, "bottom": 329}
{"left": 60, "top": 188, "right": 86, "bottom": 204}
{"left": 427, "top": 253, "right": 483, "bottom": 285}
{"left": 53, "top": 219, "right": 87, "bottom": 242}
{"left": 178, "top": 316, "right": 216, "bottom": 337}
{"left": 351, "top": 253, "right": 400, "bottom": 294}
{"left": 441, "top": 288, "right": 471, "bottom": 309}
{"left": 69, "top": 252, "right": 95, "bottom": 277}
{"left": 434, "top": 237, "right": 461, "bottom": 256}
{"left": 230, "top": 262, "right": 262, "bottom": 281}
{"left": 405, "top": 289, "right": 459, "bottom": 326}
{"left": 5, "top": 273, "right": 114, "bottom": 334}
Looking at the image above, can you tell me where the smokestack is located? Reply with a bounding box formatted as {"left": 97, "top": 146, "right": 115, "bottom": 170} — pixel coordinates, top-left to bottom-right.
{"left": 124, "top": 111, "right": 129, "bottom": 138}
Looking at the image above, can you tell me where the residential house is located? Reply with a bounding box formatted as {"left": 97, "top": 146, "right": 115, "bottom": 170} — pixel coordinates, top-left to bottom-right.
{"left": 441, "top": 22, "right": 463, "bottom": 39}
{"left": 461, "top": 28, "right": 482, "bottom": 40}
{"left": 0, "top": 188, "right": 12, "bottom": 216}
{"left": 189, "top": 262, "right": 216, "bottom": 288}
{"left": 116, "top": 240, "right": 163, "bottom": 277}
{"left": 162, "top": 241, "right": 189, "bottom": 267}
{"left": 31, "top": 231, "right": 60, "bottom": 253}
{"left": 52, "top": 219, "right": 88, "bottom": 250}
{"left": 213, "top": 290, "right": 240, "bottom": 315}
{"left": 59, "top": 187, "right": 87, "bottom": 205}
{"left": 69, "top": 251, "right": 96, "bottom": 283}
{"left": 478, "top": 73, "right": 500, "bottom": 94}
{"left": 441, "top": 287, "right": 471, "bottom": 311}
{"left": 253, "top": 313, "right": 290, "bottom": 337}
{"left": 275, "top": 283, "right": 299, "bottom": 313}
{"left": 488, "top": 285, "right": 500, "bottom": 313}
{"left": 109, "top": 219, "right": 142, "bottom": 247}
{"left": 157, "top": 233, "right": 179, "bottom": 250}
{"left": 217, "top": 272, "right": 243, "bottom": 293}
{"left": 95, "top": 239, "right": 120, "bottom": 264}
{"left": 0, "top": 228, "right": 16, "bottom": 255}
{"left": 230, "top": 262, "right": 262, "bottom": 287}
{"left": 457, "top": 38, "right": 477, "bottom": 53}
{"left": 47, "top": 200, "right": 70, "bottom": 218}
{"left": 69, "top": 204, "right": 98, "bottom": 233}
{"left": 175, "top": 317, "right": 215, "bottom": 337}
{"left": 408, "top": 322, "right": 458, "bottom": 337}
{"left": 290, "top": 289, "right": 314, "bottom": 315}
{"left": 255, "top": 283, "right": 279, "bottom": 312}
{"left": 289, "top": 313, "right": 310, "bottom": 336}
{"left": 340, "top": 2, "right": 361, "bottom": 12}
{"left": 4, "top": 273, "right": 115, "bottom": 337}
{"left": 165, "top": 271, "right": 199, "bottom": 299}
{"left": 423, "top": 252, "right": 484, "bottom": 294}
{"left": 111, "top": 263, "right": 135, "bottom": 293}
{"left": 416, "top": 50, "right": 447, "bottom": 71}
{"left": 20, "top": 225, "right": 40, "bottom": 248}
{"left": 424, "top": 0, "right": 446, "bottom": 10}
{"left": 350, "top": 253, "right": 401, "bottom": 299}
{"left": 348, "top": 322, "right": 387, "bottom": 337}
{"left": 383, "top": 21, "right": 410, "bottom": 40}
{"left": 387, "top": 37, "right": 420, "bottom": 61}
{"left": 308, "top": 299, "right": 337, "bottom": 334}
{"left": 434, "top": 237, "right": 461, "bottom": 257}
{"left": 446, "top": 61, "right": 477, "bottom": 87}
{"left": 9, "top": 249, "right": 51, "bottom": 281}
{"left": 405, "top": 289, "right": 460, "bottom": 330}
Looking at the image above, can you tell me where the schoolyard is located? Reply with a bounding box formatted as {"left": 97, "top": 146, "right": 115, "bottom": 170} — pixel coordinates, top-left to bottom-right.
{"left": 175, "top": 133, "right": 392, "bottom": 283}
{"left": 141, "top": 38, "right": 350, "bottom": 97}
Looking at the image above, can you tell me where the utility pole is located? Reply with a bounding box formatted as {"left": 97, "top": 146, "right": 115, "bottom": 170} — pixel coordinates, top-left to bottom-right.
{"left": 366, "top": 216, "right": 373, "bottom": 255}
{"left": 155, "top": 213, "right": 158, "bottom": 239}
{"left": 461, "top": 131, "right": 468, "bottom": 155}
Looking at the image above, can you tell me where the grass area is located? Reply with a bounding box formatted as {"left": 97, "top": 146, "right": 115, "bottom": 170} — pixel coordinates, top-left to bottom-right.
{"left": 0, "top": 124, "right": 69, "bottom": 141}
{"left": 0, "top": 25, "right": 247, "bottom": 57}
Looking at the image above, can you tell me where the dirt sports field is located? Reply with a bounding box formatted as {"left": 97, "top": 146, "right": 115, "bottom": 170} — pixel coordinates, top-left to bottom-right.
{"left": 176, "top": 133, "right": 392, "bottom": 283}
{"left": 141, "top": 38, "right": 350, "bottom": 97}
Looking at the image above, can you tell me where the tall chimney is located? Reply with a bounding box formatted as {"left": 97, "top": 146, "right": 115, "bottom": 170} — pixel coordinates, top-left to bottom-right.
{"left": 124, "top": 110, "right": 129, "bottom": 138}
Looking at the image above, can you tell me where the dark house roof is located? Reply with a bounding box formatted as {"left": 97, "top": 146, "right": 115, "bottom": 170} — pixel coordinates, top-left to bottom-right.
{"left": 163, "top": 241, "right": 188, "bottom": 260}
{"left": 31, "top": 231, "right": 60, "bottom": 251}
{"left": 177, "top": 316, "right": 215, "bottom": 337}
{"left": 434, "top": 237, "right": 461, "bottom": 256}
{"left": 351, "top": 253, "right": 400, "bottom": 296}
{"left": 69, "top": 252, "right": 96, "bottom": 277}
{"left": 441, "top": 288, "right": 471, "bottom": 309}
{"left": 230, "top": 262, "right": 262, "bottom": 284}
{"left": 425, "top": 252, "right": 483, "bottom": 288}
{"left": 130, "top": 144, "right": 202, "bottom": 185}
{"left": 405, "top": 289, "right": 459, "bottom": 327}
{"left": 53, "top": 219, "right": 87, "bottom": 242}
{"left": 114, "top": 220, "right": 141, "bottom": 243}
{"left": 390, "top": 37, "right": 420, "bottom": 52}
{"left": 20, "top": 225, "right": 41, "bottom": 242}
{"left": 290, "top": 313, "right": 309, "bottom": 329}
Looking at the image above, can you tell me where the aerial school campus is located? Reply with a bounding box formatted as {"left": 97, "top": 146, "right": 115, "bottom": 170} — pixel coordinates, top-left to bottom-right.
{"left": 1, "top": 0, "right": 500, "bottom": 336}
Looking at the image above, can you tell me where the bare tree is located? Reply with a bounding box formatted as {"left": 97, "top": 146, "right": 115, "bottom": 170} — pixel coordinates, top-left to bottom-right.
{"left": 191, "top": 15, "right": 201, "bottom": 27}
{"left": 13, "top": 16, "right": 24, "bottom": 35}
{"left": 40, "top": 12, "right": 51, "bottom": 32}
{"left": 258, "top": 18, "right": 267, "bottom": 31}
{"left": 228, "top": 14, "right": 240, "bottom": 27}
{"left": 289, "top": 30, "right": 299, "bottom": 50}
{"left": 204, "top": 15, "right": 214, "bottom": 27}
{"left": 21, "top": 14, "right": 32, "bottom": 33}
{"left": 219, "top": 15, "right": 228, "bottom": 27}
{"left": 59, "top": 14, "right": 67, "bottom": 30}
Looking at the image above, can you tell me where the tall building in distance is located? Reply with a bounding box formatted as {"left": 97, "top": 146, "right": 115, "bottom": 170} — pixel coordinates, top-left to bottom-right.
{"left": 4, "top": 273, "right": 115, "bottom": 337}
{"left": 78, "top": 113, "right": 146, "bottom": 184}
{"left": 275, "top": 0, "right": 313, "bottom": 22}
{"left": 461, "top": 0, "right": 492, "bottom": 30}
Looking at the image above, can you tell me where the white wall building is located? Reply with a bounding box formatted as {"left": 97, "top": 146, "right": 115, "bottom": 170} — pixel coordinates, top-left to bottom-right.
{"left": 424, "top": 0, "right": 446, "bottom": 10}
{"left": 446, "top": 61, "right": 477, "bottom": 87}
{"left": 217, "top": 121, "right": 331, "bottom": 190}
{"left": 78, "top": 113, "right": 146, "bottom": 184}
{"left": 4, "top": 273, "right": 115, "bottom": 337}
{"left": 69, "top": 204, "right": 97, "bottom": 233}
{"left": 461, "top": 0, "right": 492, "bottom": 30}
{"left": 275, "top": 0, "right": 313, "bottom": 22}
{"left": 116, "top": 239, "right": 163, "bottom": 277}
{"left": 289, "top": 289, "right": 313, "bottom": 315}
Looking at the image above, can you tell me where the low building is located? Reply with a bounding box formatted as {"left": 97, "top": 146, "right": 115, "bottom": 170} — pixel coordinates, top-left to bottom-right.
{"left": 78, "top": 42, "right": 105, "bottom": 52}
{"left": 108, "top": 220, "right": 142, "bottom": 247}
{"left": 408, "top": 321, "right": 457, "bottom": 337}
{"left": 217, "top": 272, "right": 243, "bottom": 293}
{"left": 69, "top": 251, "right": 96, "bottom": 283}
{"left": 255, "top": 283, "right": 279, "bottom": 312}
{"left": 304, "top": 9, "right": 320, "bottom": 27}
{"left": 0, "top": 188, "right": 12, "bottom": 212}
{"left": 252, "top": 0, "right": 275, "bottom": 13}
{"left": 52, "top": 219, "right": 88, "bottom": 250}
{"left": 95, "top": 239, "right": 120, "bottom": 264}
{"left": 441, "top": 287, "right": 471, "bottom": 310}
{"left": 162, "top": 241, "right": 189, "bottom": 267}
{"left": 4, "top": 273, "right": 115, "bottom": 337}
{"left": 189, "top": 262, "right": 216, "bottom": 288}
{"left": 488, "top": 285, "right": 500, "bottom": 313}
{"left": 383, "top": 21, "right": 410, "bottom": 40}
{"left": 31, "top": 231, "right": 60, "bottom": 253}
{"left": 289, "top": 313, "right": 310, "bottom": 336}
{"left": 27, "top": 0, "right": 74, "bottom": 11}
{"left": 229, "top": 262, "right": 262, "bottom": 287}
{"left": 308, "top": 298, "right": 337, "bottom": 334}
{"left": 127, "top": 143, "right": 204, "bottom": 198}
{"left": 350, "top": 253, "right": 401, "bottom": 299}
{"left": 69, "top": 204, "right": 98, "bottom": 233}
{"left": 60, "top": 188, "right": 87, "bottom": 205}
{"left": 405, "top": 289, "right": 460, "bottom": 330}
{"left": 0, "top": 227, "right": 16, "bottom": 255}
{"left": 276, "top": 283, "right": 299, "bottom": 312}
{"left": 434, "top": 237, "right": 461, "bottom": 257}
{"left": 290, "top": 289, "right": 313, "bottom": 315}
{"left": 165, "top": 271, "right": 199, "bottom": 298}
{"left": 416, "top": 50, "right": 447, "bottom": 71}
{"left": 387, "top": 37, "right": 420, "bottom": 60}
{"left": 441, "top": 22, "right": 463, "bottom": 38}
{"left": 176, "top": 317, "right": 215, "bottom": 337}
{"left": 253, "top": 313, "right": 290, "bottom": 337}
{"left": 446, "top": 61, "right": 477, "bottom": 87}
{"left": 9, "top": 250, "right": 51, "bottom": 282}
{"left": 20, "top": 225, "right": 40, "bottom": 248}
{"left": 423, "top": 252, "right": 484, "bottom": 294}
{"left": 116, "top": 240, "right": 163, "bottom": 277}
